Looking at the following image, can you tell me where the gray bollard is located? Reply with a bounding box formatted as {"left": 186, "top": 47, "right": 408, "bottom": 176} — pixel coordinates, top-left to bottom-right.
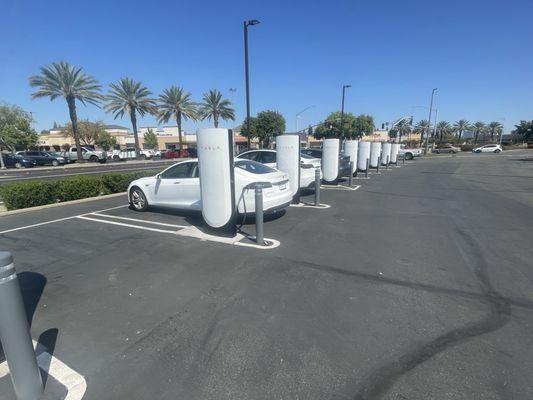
{"left": 314, "top": 168, "right": 321, "bottom": 206}
{"left": 255, "top": 186, "right": 264, "bottom": 245}
{"left": 348, "top": 161, "right": 353, "bottom": 187}
{"left": 402, "top": 154, "right": 406, "bottom": 165}
{"left": 365, "top": 158, "right": 370, "bottom": 179}
{"left": 377, "top": 156, "right": 381, "bottom": 173}
{"left": 386, "top": 155, "right": 390, "bottom": 169}
{"left": 0, "top": 252, "right": 43, "bottom": 400}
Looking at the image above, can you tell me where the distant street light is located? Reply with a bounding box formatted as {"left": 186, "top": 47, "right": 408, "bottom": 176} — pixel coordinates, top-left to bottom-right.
{"left": 340, "top": 84, "right": 351, "bottom": 144}
{"left": 295, "top": 105, "right": 315, "bottom": 132}
{"left": 424, "top": 88, "right": 437, "bottom": 153}
{"left": 244, "top": 19, "right": 260, "bottom": 149}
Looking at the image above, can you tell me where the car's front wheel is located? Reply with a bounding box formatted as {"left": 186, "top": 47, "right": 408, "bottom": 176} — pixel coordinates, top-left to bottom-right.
{"left": 15, "top": 162, "right": 22, "bottom": 169}
{"left": 494, "top": 149, "right": 501, "bottom": 153}
{"left": 52, "top": 160, "right": 59, "bottom": 166}
{"left": 130, "top": 187, "right": 148, "bottom": 211}
{"left": 405, "top": 153, "right": 414, "bottom": 160}
{"left": 475, "top": 150, "right": 481, "bottom": 153}
{"left": 89, "top": 155, "right": 99, "bottom": 162}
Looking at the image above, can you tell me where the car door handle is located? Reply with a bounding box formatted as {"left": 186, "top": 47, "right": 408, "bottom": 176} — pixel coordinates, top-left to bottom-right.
{"left": 173, "top": 181, "right": 181, "bottom": 184}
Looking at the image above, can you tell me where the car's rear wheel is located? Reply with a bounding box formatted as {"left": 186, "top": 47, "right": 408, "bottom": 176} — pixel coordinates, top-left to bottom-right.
{"left": 130, "top": 187, "right": 148, "bottom": 211}
{"left": 52, "top": 160, "right": 59, "bottom": 166}
{"left": 405, "top": 153, "right": 414, "bottom": 160}
{"left": 434, "top": 150, "right": 439, "bottom": 154}
{"left": 89, "top": 155, "right": 99, "bottom": 162}
{"left": 475, "top": 150, "right": 481, "bottom": 153}
{"left": 15, "top": 162, "right": 22, "bottom": 169}
{"left": 494, "top": 149, "right": 501, "bottom": 153}
{"left": 140, "top": 154, "right": 147, "bottom": 160}
{"left": 113, "top": 155, "right": 120, "bottom": 161}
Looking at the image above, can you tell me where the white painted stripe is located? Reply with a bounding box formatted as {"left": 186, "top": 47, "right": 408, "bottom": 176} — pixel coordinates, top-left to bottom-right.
{"left": 234, "top": 237, "right": 281, "bottom": 249}
{"left": 289, "top": 203, "right": 331, "bottom": 209}
{"left": 77, "top": 215, "right": 179, "bottom": 234}
{"left": 0, "top": 340, "right": 86, "bottom": 400}
{"left": 91, "top": 213, "right": 188, "bottom": 228}
{"left": 0, "top": 205, "right": 127, "bottom": 235}
{"left": 320, "top": 184, "right": 361, "bottom": 191}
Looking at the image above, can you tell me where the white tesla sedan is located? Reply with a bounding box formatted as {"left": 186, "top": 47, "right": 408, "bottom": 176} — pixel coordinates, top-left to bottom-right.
{"left": 127, "top": 158, "right": 292, "bottom": 214}
{"left": 237, "top": 149, "right": 322, "bottom": 188}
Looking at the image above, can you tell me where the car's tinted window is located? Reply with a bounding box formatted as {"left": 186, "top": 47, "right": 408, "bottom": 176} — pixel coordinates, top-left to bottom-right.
{"left": 235, "top": 159, "right": 275, "bottom": 174}
{"left": 302, "top": 149, "right": 322, "bottom": 158}
{"left": 239, "top": 151, "right": 260, "bottom": 161}
{"left": 260, "top": 152, "right": 276, "bottom": 164}
{"left": 161, "top": 162, "right": 193, "bottom": 179}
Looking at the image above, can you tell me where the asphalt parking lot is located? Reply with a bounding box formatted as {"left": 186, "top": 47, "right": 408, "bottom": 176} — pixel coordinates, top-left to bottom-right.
{"left": 1, "top": 150, "right": 532, "bottom": 399}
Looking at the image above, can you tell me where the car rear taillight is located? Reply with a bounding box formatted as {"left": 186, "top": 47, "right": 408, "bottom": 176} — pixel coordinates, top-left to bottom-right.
{"left": 301, "top": 163, "right": 313, "bottom": 169}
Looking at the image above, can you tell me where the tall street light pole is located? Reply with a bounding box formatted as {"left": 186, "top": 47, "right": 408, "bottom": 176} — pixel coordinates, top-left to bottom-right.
{"left": 244, "top": 19, "right": 260, "bottom": 149}
{"left": 340, "top": 84, "right": 351, "bottom": 145}
{"left": 424, "top": 88, "right": 437, "bottom": 154}
{"left": 295, "top": 105, "right": 315, "bottom": 132}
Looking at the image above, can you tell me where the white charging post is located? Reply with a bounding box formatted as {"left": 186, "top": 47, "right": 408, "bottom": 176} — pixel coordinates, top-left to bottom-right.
{"left": 197, "top": 128, "right": 237, "bottom": 235}
{"left": 322, "top": 138, "right": 340, "bottom": 184}
{"left": 276, "top": 134, "right": 301, "bottom": 204}
{"left": 357, "top": 141, "right": 371, "bottom": 172}
{"left": 381, "top": 142, "right": 392, "bottom": 166}
{"left": 344, "top": 140, "right": 358, "bottom": 176}
{"left": 391, "top": 143, "right": 400, "bottom": 164}
{"left": 370, "top": 142, "right": 382, "bottom": 169}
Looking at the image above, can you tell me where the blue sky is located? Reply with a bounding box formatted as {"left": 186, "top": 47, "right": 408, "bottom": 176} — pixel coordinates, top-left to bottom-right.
{"left": 1, "top": 0, "right": 532, "bottom": 133}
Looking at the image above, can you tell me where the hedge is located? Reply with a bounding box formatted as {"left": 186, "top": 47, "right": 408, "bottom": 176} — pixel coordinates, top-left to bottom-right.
{"left": 0, "top": 169, "right": 160, "bottom": 211}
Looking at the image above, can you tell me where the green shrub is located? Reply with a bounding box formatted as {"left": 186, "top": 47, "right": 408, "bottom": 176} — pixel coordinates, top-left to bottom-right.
{"left": 0, "top": 181, "right": 57, "bottom": 210}
{"left": 55, "top": 176, "right": 102, "bottom": 202}
{"left": 460, "top": 144, "right": 474, "bottom": 151}
{"left": 0, "top": 169, "right": 163, "bottom": 211}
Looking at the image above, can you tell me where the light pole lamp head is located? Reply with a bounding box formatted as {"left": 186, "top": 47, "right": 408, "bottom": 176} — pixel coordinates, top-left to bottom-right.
{"left": 343, "top": 84, "right": 352, "bottom": 89}
{"left": 246, "top": 19, "right": 260, "bottom": 26}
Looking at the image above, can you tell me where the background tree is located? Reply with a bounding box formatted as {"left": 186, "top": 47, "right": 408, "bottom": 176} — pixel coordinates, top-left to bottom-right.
{"left": 29, "top": 61, "right": 103, "bottom": 162}
{"left": 472, "top": 121, "right": 485, "bottom": 145}
{"left": 314, "top": 111, "right": 356, "bottom": 139}
{"left": 436, "top": 121, "right": 452, "bottom": 141}
{"left": 157, "top": 86, "right": 197, "bottom": 152}
{"left": 353, "top": 114, "right": 375, "bottom": 138}
{"left": 198, "top": 89, "right": 235, "bottom": 128}
{"left": 62, "top": 120, "right": 106, "bottom": 145}
{"left": 0, "top": 104, "right": 38, "bottom": 152}
{"left": 307, "top": 125, "right": 313, "bottom": 137}
{"left": 254, "top": 110, "right": 286, "bottom": 148}
{"left": 240, "top": 116, "right": 259, "bottom": 139}
{"left": 143, "top": 128, "right": 158, "bottom": 149}
{"left": 414, "top": 120, "right": 430, "bottom": 146}
{"left": 94, "top": 132, "right": 118, "bottom": 151}
{"left": 488, "top": 121, "right": 503, "bottom": 141}
{"left": 453, "top": 119, "right": 470, "bottom": 144}
{"left": 395, "top": 119, "right": 412, "bottom": 143}
{"left": 513, "top": 120, "right": 533, "bottom": 142}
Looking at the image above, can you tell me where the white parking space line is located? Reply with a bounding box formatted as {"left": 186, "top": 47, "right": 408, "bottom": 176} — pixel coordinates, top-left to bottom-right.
{"left": 0, "top": 205, "right": 128, "bottom": 235}
{"left": 320, "top": 184, "right": 361, "bottom": 191}
{"left": 290, "top": 203, "right": 331, "bottom": 209}
{"left": 91, "top": 213, "right": 188, "bottom": 228}
{"left": 77, "top": 216, "right": 180, "bottom": 234}
{"left": 0, "top": 341, "right": 86, "bottom": 400}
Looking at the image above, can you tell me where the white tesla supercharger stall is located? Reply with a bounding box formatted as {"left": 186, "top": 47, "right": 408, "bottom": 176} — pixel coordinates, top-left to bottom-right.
{"left": 197, "top": 128, "right": 237, "bottom": 234}
{"left": 322, "top": 138, "right": 340, "bottom": 183}
{"left": 381, "top": 142, "right": 392, "bottom": 165}
{"left": 357, "top": 141, "right": 371, "bottom": 171}
{"left": 369, "top": 142, "right": 382, "bottom": 168}
{"left": 344, "top": 140, "right": 358, "bottom": 176}
{"left": 276, "top": 134, "right": 300, "bottom": 204}
{"left": 391, "top": 143, "right": 400, "bottom": 164}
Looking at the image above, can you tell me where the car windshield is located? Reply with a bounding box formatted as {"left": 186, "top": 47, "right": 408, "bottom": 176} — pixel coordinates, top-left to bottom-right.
{"left": 235, "top": 159, "right": 275, "bottom": 174}
{"left": 300, "top": 153, "right": 315, "bottom": 159}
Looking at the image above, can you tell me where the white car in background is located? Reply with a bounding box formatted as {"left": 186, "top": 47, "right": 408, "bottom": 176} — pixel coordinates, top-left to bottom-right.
{"left": 473, "top": 144, "right": 503, "bottom": 153}
{"left": 127, "top": 158, "right": 292, "bottom": 214}
{"left": 237, "top": 149, "right": 322, "bottom": 188}
{"left": 109, "top": 148, "right": 154, "bottom": 161}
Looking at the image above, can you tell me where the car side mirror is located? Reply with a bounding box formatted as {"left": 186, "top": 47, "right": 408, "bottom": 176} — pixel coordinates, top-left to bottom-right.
{"left": 156, "top": 173, "right": 161, "bottom": 179}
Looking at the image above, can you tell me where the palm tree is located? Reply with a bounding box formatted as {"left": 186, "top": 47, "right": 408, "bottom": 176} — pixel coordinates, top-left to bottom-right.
{"left": 106, "top": 78, "right": 156, "bottom": 159}
{"left": 198, "top": 89, "right": 235, "bottom": 128}
{"left": 488, "top": 121, "right": 503, "bottom": 141}
{"left": 414, "top": 120, "right": 430, "bottom": 146}
{"left": 157, "top": 86, "right": 198, "bottom": 153}
{"left": 453, "top": 119, "right": 470, "bottom": 144}
{"left": 436, "top": 121, "right": 452, "bottom": 141}
{"left": 396, "top": 119, "right": 412, "bottom": 142}
{"left": 472, "top": 121, "right": 485, "bottom": 145}
{"left": 29, "top": 61, "right": 103, "bottom": 162}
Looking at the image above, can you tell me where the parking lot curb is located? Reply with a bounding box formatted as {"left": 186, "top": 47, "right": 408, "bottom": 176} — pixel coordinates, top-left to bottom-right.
{"left": 0, "top": 192, "right": 127, "bottom": 217}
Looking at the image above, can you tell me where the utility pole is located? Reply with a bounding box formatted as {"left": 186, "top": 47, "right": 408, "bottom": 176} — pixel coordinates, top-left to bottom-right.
{"left": 424, "top": 88, "right": 437, "bottom": 154}
{"left": 243, "top": 19, "right": 260, "bottom": 149}
{"left": 340, "top": 84, "right": 351, "bottom": 145}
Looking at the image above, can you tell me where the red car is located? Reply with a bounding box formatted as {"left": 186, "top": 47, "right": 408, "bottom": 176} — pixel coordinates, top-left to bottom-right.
{"left": 161, "top": 148, "right": 197, "bottom": 158}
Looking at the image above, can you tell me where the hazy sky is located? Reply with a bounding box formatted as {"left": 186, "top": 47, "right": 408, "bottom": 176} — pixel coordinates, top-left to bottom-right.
{"left": 1, "top": 0, "right": 531, "bottom": 133}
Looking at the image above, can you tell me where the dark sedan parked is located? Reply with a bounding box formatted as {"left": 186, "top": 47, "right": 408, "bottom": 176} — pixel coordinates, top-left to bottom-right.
{"left": 1, "top": 154, "right": 36, "bottom": 168}
{"left": 300, "top": 148, "right": 351, "bottom": 177}
{"left": 17, "top": 151, "right": 66, "bottom": 166}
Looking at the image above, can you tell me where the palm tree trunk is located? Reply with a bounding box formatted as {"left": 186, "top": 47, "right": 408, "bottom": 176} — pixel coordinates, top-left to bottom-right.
{"left": 458, "top": 130, "right": 463, "bottom": 145}
{"left": 130, "top": 108, "right": 140, "bottom": 159}
{"left": 0, "top": 150, "right": 5, "bottom": 169}
{"left": 214, "top": 112, "right": 219, "bottom": 128}
{"left": 67, "top": 96, "right": 84, "bottom": 162}
{"left": 177, "top": 112, "right": 183, "bottom": 155}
